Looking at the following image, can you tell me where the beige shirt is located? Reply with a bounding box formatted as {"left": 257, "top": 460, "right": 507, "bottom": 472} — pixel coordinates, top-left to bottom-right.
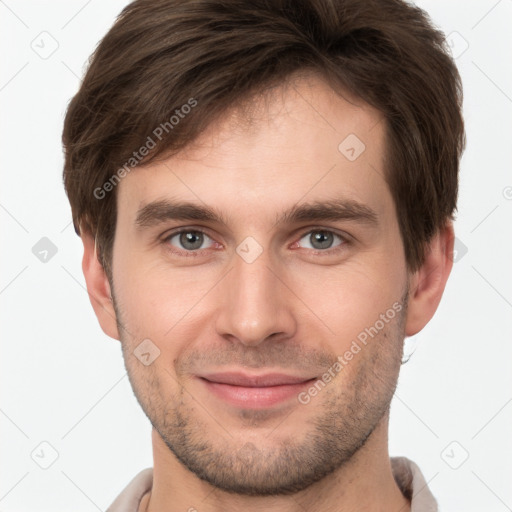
{"left": 107, "top": 456, "right": 437, "bottom": 511}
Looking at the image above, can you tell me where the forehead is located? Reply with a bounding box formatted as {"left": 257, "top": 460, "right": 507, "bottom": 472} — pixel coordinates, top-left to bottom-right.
{"left": 117, "top": 72, "right": 390, "bottom": 224}
{"left": 183, "top": 71, "right": 384, "bottom": 161}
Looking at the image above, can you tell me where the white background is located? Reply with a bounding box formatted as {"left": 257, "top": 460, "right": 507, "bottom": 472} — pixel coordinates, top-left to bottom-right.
{"left": 1, "top": 0, "right": 511, "bottom": 510}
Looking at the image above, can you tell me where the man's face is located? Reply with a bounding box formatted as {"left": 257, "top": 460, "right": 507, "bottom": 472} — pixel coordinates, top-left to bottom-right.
{"left": 111, "top": 73, "right": 410, "bottom": 495}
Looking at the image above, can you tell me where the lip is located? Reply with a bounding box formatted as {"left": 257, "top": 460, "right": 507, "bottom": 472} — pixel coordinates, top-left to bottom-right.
{"left": 197, "top": 372, "right": 317, "bottom": 409}
{"left": 199, "top": 371, "right": 315, "bottom": 387}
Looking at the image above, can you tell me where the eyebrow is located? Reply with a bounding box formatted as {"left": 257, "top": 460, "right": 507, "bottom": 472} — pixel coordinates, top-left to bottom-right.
{"left": 134, "top": 198, "right": 378, "bottom": 230}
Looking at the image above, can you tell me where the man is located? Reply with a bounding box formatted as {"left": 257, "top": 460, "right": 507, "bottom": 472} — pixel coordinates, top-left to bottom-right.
{"left": 62, "top": 0, "right": 465, "bottom": 510}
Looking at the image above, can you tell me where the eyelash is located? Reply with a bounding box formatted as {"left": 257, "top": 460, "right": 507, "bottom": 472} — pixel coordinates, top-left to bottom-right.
{"left": 160, "top": 227, "right": 350, "bottom": 258}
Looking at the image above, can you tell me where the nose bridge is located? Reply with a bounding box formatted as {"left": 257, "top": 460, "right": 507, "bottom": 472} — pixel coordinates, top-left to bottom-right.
{"left": 215, "top": 245, "right": 296, "bottom": 346}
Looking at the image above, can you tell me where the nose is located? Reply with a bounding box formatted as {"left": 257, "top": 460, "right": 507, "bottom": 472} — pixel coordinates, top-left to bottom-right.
{"left": 214, "top": 245, "right": 297, "bottom": 347}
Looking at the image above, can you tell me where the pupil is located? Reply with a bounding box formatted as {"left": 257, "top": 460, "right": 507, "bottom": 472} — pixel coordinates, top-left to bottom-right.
{"left": 180, "top": 231, "right": 203, "bottom": 250}
{"left": 312, "top": 231, "right": 332, "bottom": 249}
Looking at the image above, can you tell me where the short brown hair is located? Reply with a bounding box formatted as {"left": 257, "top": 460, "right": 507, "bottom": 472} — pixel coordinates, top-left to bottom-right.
{"left": 62, "top": 0, "right": 465, "bottom": 280}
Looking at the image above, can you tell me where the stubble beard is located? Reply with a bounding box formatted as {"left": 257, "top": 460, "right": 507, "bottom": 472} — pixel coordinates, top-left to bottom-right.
{"left": 114, "top": 290, "right": 408, "bottom": 497}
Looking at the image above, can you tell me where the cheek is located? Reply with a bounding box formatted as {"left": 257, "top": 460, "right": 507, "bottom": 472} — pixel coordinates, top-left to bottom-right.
{"left": 291, "top": 254, "right": 406, "bottom": 353}
{"left": 113, "top": 248, "right": 219, "bottom": 345}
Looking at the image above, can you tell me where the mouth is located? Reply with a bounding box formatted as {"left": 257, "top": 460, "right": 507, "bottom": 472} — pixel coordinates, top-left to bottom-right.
{"left": 196, "top": 371, "right": 317, "bottom": 409}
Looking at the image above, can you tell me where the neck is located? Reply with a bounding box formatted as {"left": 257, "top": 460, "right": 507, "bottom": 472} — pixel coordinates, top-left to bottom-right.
{"left": 141, "top": 414, "right": 410, "bottom": 512}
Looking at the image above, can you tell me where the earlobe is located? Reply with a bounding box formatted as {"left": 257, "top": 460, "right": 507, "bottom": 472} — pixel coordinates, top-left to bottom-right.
{"left": 81, "top": 230, "right": 121, "bottom": 340}
{"left": 404, "top": 222, "right": 455, "bottom": 337}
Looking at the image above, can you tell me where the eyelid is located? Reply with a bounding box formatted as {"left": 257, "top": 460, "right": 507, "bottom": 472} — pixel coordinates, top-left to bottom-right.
{"left": 292, "top": 227, "right": 351, "bottom": 253}
{"left": 160, "top": 227, "right": 220, "bottom": 255}
{"left": 296, "top": 226, "right": 351, "bottom": 241}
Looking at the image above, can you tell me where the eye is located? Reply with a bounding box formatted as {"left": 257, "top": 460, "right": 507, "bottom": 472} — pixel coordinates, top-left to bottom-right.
{"left": 297, "top": 229, "right": 346, "bottom": 252}
{"left": 163, "top": 229, "right": 216, "bottom": 254}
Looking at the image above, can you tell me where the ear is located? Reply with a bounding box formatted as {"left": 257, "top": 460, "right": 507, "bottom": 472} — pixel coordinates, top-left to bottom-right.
{"left": 405, "top": 222, "right": 455, "bottom": 336}
{"left": 81, "top": 230, "right": 121, "bottom": 340}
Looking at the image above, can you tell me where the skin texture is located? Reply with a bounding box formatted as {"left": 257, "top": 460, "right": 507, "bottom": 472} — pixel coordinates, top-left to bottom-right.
{"left": 81, "top": 71, "right": 454, "bottom": 512}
